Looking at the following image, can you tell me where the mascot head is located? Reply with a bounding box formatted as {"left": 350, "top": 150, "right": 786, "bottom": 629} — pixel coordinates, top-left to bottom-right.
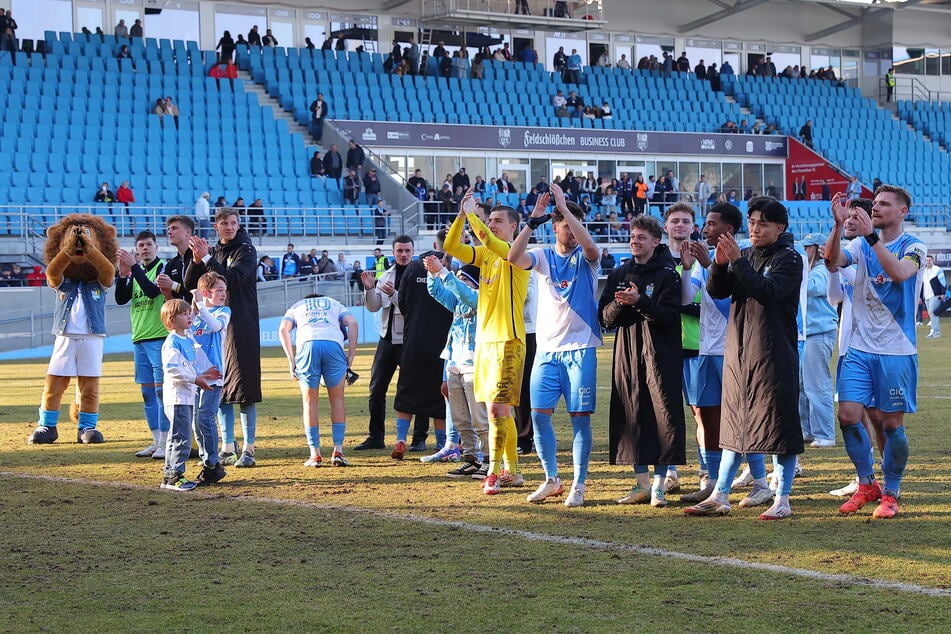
{"left": 44, "top": 214, "right": 118, "bottom": 282}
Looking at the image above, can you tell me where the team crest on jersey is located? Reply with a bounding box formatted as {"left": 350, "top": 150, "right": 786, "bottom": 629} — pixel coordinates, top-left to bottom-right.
{"left": 872, "top": 274, "right": 891, "bottom": 285}
{"left": 569, "top": 255, "right": 577, "bottom": 266}
{"left": 762, "top": 265, "right": 771, "bottom": 277}
{"left": 645, "top": 283, "right": 654, "bottom": 297}
{"left": 559, "top": 280, "right": 569, "bottom": 289}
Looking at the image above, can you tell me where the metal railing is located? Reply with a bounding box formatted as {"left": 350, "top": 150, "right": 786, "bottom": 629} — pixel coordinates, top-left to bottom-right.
{"left": 0, "top": 205, "right": 413, "bottom": 243}
{"left": 0, "top": 272, "right": 363, "bottom": 355}
{"left": 880, "top": 76, "right": 951, "bottom": 104}
{"left": 420, "top": 0, "right": 602, "bottom": 20}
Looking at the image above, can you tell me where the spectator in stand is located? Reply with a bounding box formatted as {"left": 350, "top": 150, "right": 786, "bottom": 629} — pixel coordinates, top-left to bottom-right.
{"left": 193, "top": 192, "right": 211, "bottom": 239}
{"left": 115, "top": 19, "right": 129, "bottom": 39}
{"left": 721, "top": 120, "right": 738, "bottom": 133}
{"left": 262, "top": 29, "right": 278, "bottom": 47}
{"left": 349, "top": 260, "right": 363, "bottom": 295}
{"left": 696, "top": 174, "right": 711, "bottom": 213}
{"left": 597, "top": 50, "right": 611, "bottom": 68}
{"left": 116, "top": 181, "right": 135, "bottom": 208}
{"left": 335, "top": 34, "right": 346, "bottom": 51}
{"left": 94, "top": 182, "right": 115, "bottom": 204}
{"left": 26, "top": 266, "right": 46, "bottom": 287}
{"left": 315, "top": 250, "right": 337, "bottom": 277}
{"left": 310, "top": 151, "right": 327, "bottom": 177}
{"left": 163, "top": 97, "right": 180, "bottom": 130}
{"left": 343, "top": 169, "right": 362, "bottom": 208}
{"left": 323, "top": 144, "right": 343, "bottom": 182}
{"left": 616, "top": 54, "right": 631, "bottom": 70}
{"left": 553, "top": 46, "right": 567, "bottom": 74}
{"left": 116, "top": 45, "right": 137, "bottom": 71}
{"left": 130, "top": 19, "right": 143, "bottom": 38}
{"left": 570, "top": 104, "right": 584, "bottom": 122}
{"left": 216, "top": 31, "right": 235, "bottom": 63}
{"left": 452, "top": 167, "right": 470, "bottom": 192}
{"left": 521, "top": 46, "right": 538, "bottom": 65}
{"left": 566, "top": 49, "right": 582, "bottom": 83}
{"left": 346, "top": 140, "right": 366, "bottom": 178}
{"left": 281, "top": 244, "right": 301, "bottom": 279}
{"left": 257, "top": 256, "right": 277, "bottom": 282}
{"left": 363, "top": 168, "right": 382, "bottom": 207}
{"left": 600, "top": 248, "right": 616, "bottom": 273}
{"left": 304, "top": 37, "right": 315, "bottom": 50}
{"left": 589, "top": 212, "right": 608, "bottom": 240}
{"left": 309, "top": 93, "right": 328, "bottom": 145}
{"left": 799, "top": 119, "right": 814, "bottom": 148}
{"left": 374, "top": 199, "right": 391, "bottom": 245}
{"left": 677, "top": 51, "right": 690, "bottom": 72}
{"left": 300, "top": 250, "right": 316, "bottom": 277}
{"left": 739, "top": 119, "right": 751, "bottom": 134}
{"left": 695, "top": 59, "right": 707, "bottom": 80}
{"left": 247, "top": 25, "right": 262, "bottom": 47}
{"left": 247, "top": 198, "right": 265, "bottom": 236}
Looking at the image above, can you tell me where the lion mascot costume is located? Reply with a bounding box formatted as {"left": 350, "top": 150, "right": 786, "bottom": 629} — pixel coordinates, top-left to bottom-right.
{"left": 28, "top": 214, "right": 118, "bottom": 444}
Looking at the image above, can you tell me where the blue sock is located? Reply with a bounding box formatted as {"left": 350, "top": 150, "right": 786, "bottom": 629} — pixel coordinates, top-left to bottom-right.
{"left": 306, "top": 424, "right": 320, "bottom": 450}
{"left": 881, "top": 427, "right": 908, "bottom": 496}
{"left": 634, "top": 464, "right": 649, "bottom": 474}
{"left": 141, "top": 386, "right": 160, "bottom": 431}
{"left": 531, "top": 410, "right": 558, "bottom": 479}
{"left": 841, "top": 423, "right": 875, "bottom": 482}
{"left": 218, "top": 404, "right": 235, "bottom": 445}
{"left": 39, "top": 408, "right": 60, "bottom": 427}
{"left": 700, "top": 448, "right": 721, "bottom": 484}
{"left": 77, "top": 411, "right": 98, "bottom": 430}
{"left": 715, "top": 449, "right": 742, "bottom": 494}
{"left": 240, "top": 404, "right": 256, "bottom": 445}
{"left": 697, "top": 447, "right": 707, "bottom": 472}
{"left": 773, "top": 453, "right": 798, "bottom": 496}
{"left": 570, "top": 415, "right": 592, "bottom": 485}
{"left": 446, "top": 412, "right": 460, "bottom": 445}
{"left": 332, "top": 422, "right": 346, "bottom": 447}
{"left": 747, "top": 453, "right": 766, "bottom": 479}
{"left": 155, "top": 387, "right": 170, "bottom": 432}
{"left": 653, "top": 464, "right": 669, "bottom": 478}
{"left": 435, "top": 428, "right": 447, "bottom": 449}
{"left": 395, "top": 417, "right": 411, "bottom": 442}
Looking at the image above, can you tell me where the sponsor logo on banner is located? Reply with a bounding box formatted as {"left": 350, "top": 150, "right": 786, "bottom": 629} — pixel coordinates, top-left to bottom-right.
{"left": 636, "top": 133, "right": 649, "bottom": 151}
{"left": 765, "top": 141, "right": 783, "bottom": 151}
{"left": 746, "top": 141, "right": 754, "bottom": 152}
{"left": 725, "top": 139, "right": 733, "bottom": 150}
{"left": 361, "top": 127, "right": 377, "bottom": 141}
{"left": 421, "top": 132, "right": 451, "bottom": 141}
{"left": 701, "top": 139, "right": 716, "bottom": 150}
{"left": 498, "top": 128, "right": 512, "bottom": 147}
{"left": 387, "top": 131, "right": 410, "bottom": 140}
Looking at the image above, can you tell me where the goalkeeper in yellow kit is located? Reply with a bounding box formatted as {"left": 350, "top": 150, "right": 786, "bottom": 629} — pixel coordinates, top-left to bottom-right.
{"left": 444, "top": 188, "right": 534, "bottom": 494}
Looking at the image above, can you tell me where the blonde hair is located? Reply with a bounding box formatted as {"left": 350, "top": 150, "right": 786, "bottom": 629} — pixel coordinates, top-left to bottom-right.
{"left": 160, "top": 299, "right": 190, "bottom": 330}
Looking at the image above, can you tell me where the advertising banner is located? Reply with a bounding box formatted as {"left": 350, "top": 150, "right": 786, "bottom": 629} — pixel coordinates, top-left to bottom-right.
{"left": 333, "top": 120, "right": 789, "bottom": 158}
{"left": 786, "top": 138, "right": 873, "bottom": 201}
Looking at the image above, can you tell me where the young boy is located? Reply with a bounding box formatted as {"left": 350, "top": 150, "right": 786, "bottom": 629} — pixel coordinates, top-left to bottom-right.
{"left": 160, "top": 299, "right": 221, "bottom": 491}
{"left": 278, "top": 294, "right": 358, "bottom": 467}
{"left": 423, "top": 257, "right": 489, "bottom": 478}
{"left": 191, "top": 272, "right": 231, "bottom": 486}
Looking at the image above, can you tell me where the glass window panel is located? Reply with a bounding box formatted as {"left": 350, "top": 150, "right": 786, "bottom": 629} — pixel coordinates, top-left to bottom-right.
{"left": 700, "top": 163, "right": 720, "bottom": 198}
{"left": 893, "top": 47, "right": 923, "bottom": 75}
{"left": 148, "top": 8, "right": 199, "bottom": 43}
{"left": 303, "top": 24, "right": 327, "bottom": 47}
{"left": 269, "top": 22, "right": 294, "bottom": 48}
{"left": 12, "top": 0, "right": 71, "bottom": 42}
{"left": 678, "top": 162, "right": 700, "bottom": 205}
{"left": 77, "top": 6, "right": 103, "bottom": 33}
{"left": 764, "top": 164, "right": 785, "bottom": 199}
{"left": 684, "top": 47, "right": 721, "bottom": 72}
{"left": 722, "top": 163, "right": 741, "bottom": 199}
{"left": 406, "top": 155, "right": 435, "bottom": 191}
{"left": 435, "top": 157, "right": 457, "bottom": 190}
{"left": 743, "top": 163, "right": 763, "bottom": 198}
{"left": 925, "top": 49, "right": 940, "bottom": 76}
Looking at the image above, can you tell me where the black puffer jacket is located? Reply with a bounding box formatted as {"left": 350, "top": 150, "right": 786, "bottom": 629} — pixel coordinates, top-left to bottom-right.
{"left": 708, "top": 232, "right": 804, "bottom": 455}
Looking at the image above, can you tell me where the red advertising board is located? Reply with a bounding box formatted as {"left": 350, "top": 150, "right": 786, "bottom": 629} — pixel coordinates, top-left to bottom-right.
{"left": 786, "top": 138, "right": 873, "bottom": 200}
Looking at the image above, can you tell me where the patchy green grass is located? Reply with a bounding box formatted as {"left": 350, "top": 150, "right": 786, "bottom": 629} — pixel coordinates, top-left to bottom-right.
{"left": 1, "top": 336, "right": 949, "bottom": 631}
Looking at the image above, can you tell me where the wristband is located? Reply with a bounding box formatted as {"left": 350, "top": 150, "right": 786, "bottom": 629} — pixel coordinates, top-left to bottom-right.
{"left": 864, "top": 232, "right": 880, "bottom": 247}
{"left": 527, "top": 214, "right": 551, "bottom": 230}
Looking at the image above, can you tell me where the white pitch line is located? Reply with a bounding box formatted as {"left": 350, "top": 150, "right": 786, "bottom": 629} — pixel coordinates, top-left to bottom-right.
{"left": 3, "top": 470, "right": 949, "bottom": 598}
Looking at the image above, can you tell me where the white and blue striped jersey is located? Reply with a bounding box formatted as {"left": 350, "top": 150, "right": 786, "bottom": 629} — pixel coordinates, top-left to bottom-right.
{"left": 282, "top": 296, "right": 351, "bottom": 348}
{"left": 685, "top": 257, "right": 731, "bottom": 356}
{"left": 828, "top": 266, "right": 856, "bottom": 358}
{"left": 192, "top": 303, "right": 231, "bottom": 386}
{"left": 844, "top": 233, "right": 925, "bottom": 356}
{"left": 528, "top": 245, "right": 602, "bottom": 351}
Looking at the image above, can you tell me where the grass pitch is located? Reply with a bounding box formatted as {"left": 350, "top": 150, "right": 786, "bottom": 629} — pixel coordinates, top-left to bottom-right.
{"left": 1, "top": 336, "right": 949, "bottom": 632}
